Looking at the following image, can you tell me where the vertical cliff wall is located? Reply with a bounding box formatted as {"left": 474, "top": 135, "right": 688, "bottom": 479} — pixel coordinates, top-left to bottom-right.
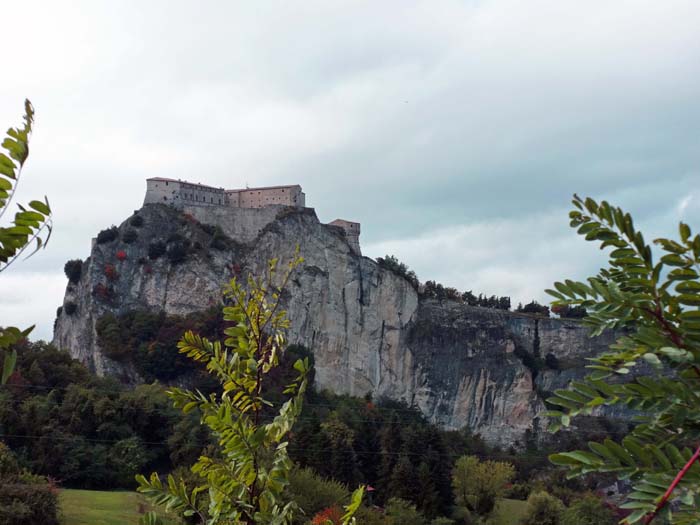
{"left": 53, "top": 204, "right": 614, "bottom": 445}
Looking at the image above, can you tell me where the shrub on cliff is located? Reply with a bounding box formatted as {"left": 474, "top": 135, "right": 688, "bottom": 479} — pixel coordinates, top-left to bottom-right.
{"left": 63, "top": 302, "right": 78, "bottom": 316}
{"left": 148, "top": 240, "right": 166, "bottom": 260}
{"left": 166, "top": 241, "right": 189, "bottom": 264}
{"left": 121, "top": 228, "right": 138, "bottom": 244}
{"left": 63, "top": 259, "right": 83, "bottom": 283}
{"left": 516, "top": 300, "right": 550, "bottom": 316}
{"left": 96, "top": 225, "right": 119, "bottom": 244}
{"left": 130, "top": 214, "right": 144, "bottom": 227}
{"left": 377, "top": 254, "right": 419, "bottom": 288}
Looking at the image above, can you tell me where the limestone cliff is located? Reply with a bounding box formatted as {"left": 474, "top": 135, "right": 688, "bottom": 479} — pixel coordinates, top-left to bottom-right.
{"left": 53, "top": 204, "right": 614, "bottom": 445}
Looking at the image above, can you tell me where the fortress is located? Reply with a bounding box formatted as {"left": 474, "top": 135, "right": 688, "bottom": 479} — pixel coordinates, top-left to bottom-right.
{"left": 144, "top": 177, "right": 361, "bottom": 254}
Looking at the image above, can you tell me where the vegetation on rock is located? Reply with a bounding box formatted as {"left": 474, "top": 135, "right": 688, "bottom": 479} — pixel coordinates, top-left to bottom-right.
{"left": 96, "top": 226, "right": 119, "bottom": 244}
{"left": 64, "top": 259, "right": 83, "bottom": 283}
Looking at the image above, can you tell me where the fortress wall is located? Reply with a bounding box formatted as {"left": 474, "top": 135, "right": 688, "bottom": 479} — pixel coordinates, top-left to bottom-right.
{"left": 144, "top": 179, "right": 182, "bottom": 206}
{"left": 227, "top": 186, "right": 304, "bottom": 208}
{"left": 182, "top": 204, "right": 284, "bottom": 243}
{"left": 179, "top": 182, "right": 227, "bottom": 207}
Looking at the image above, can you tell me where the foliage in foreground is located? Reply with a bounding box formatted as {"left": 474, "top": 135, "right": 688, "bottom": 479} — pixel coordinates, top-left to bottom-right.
{"left": 137, "top": 254, "right": 363, "bottom": 524}
{"left": 0, "top": 441, "right": 59, "bottom": 525}
{"left": 452, "top": 455, "right": 515, "bottom": 518}
{"left": 545, "top": 195, "right": 700, "bottom": 524}
{"left": 0, "top": 100, "right": 52, "bottom": 384}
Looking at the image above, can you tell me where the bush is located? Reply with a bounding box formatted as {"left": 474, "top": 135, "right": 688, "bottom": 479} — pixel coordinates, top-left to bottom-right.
{"left": 311, "top": 506, "right": 343, "bottom": 525}
{"left": 0, "top": 478, "right": 59, "bottom": 525}
{"left": 516, "top": 300, "right": 550, "bottom": 317}
{"left": 64, "top": 302, "right": 78, "bottom": 316}
{"left": 505, "top": 482, "right": 532, "bottom": 500}
{"left": 116, "top": 250, "right": 127, "bottom": 261}
{"left": 148, "top": 241, "right": 166, "bottom": 260}
{"left": 376, "top": 255, "right": 419, "bottom": 288}
{"left": 0, "top": 445, "right": 59, "bottom": 525}
{"left": 96, "top": 226, "right": 119, "bottom": 244}
{"left": 385, "top": 498, "right": 427, "bottom": 525}
{"left": 520, "top": 491, "right": 564, "bottom": 525}
{"left": 286, "top": 467, "right": 349, "bottom": 524}
{"left": 63, "top": 259, "right": 83, "bottom": 283}
{"left": 92, "top": 283, "right": 115, "bottom": 302}
{"left": 166, "top": 242, "right": 189, "bottom": 264}
{"left": 130, "top": 214, "right": 144, "bottom": 227}
{"left": 122, "top": 229, "right": 138, "bottom": 244}
{"left": 104, "top": 264, "right": 118, "bottom": 281}
{"left": 561, "top": 495, "right": 616, "bottom": 525}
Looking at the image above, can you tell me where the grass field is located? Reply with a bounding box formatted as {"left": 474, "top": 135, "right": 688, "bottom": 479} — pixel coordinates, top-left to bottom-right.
{"left": 59, "top": 489, "right": 527, "bottom": 525}
{"left": 59, "top": 489, "right": 176, "bottom": 525}
{"left": 493, "top": 498, "right": 528, "bottom": 525}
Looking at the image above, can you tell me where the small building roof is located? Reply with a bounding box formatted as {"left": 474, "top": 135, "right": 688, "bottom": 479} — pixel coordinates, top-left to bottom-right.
{"left": 330, "top": 219, "right": 360, "bottom": 226}
{"left": 147, "top": 177, "right": 180, "bottom": 183}
{"left": 226, "top": 184, "right": 302, "bottom": 193}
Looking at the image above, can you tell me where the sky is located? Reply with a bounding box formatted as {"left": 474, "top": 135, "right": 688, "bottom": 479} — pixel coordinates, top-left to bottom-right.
{"left": 1, "top": 0, "right": 699, "bottom": 340}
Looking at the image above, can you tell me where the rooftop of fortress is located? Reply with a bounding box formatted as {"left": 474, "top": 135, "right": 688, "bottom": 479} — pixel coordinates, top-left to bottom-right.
{"left": 143, "top": 177, "right": 362, "bottom": 255}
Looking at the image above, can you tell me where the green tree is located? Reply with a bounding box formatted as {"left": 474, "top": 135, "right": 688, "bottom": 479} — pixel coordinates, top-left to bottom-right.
{"left": 561, "top": 495, "right": 616, "bottom": 525}
{"left": 0, "top": 100, "right": 52, "bottom": 384}
{"left": 451, "top": 455, "right": 515, "bottom": 517}
{"left": 520, "top": 491, "right": 564, "bottom": 525}
{"left": 545, "top": 195, "right": 700, "bottom": 524}
{"left": 137, "top": 255, "right": 363, "bottom": 525}
{"left": 384, "top": 497, "right": 427, "bottom": 525}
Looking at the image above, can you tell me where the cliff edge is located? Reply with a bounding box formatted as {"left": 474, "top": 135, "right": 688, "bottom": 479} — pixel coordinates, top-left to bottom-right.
{"left": 53, "top": 203, "right": 615, "bottom": 445}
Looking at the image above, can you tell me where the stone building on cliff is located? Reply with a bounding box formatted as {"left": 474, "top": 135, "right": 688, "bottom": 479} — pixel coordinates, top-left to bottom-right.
{"left": 143, "top": 177, "right": 360, "bottom": 254}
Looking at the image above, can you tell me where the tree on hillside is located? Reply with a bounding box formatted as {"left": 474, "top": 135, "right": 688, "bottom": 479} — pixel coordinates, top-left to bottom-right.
{"left": 546, "top": 195, "right": 700, "bottom": 524}
{"left": 451, "top": 455, "right": 514, "bottom": 518}
{"left": 136, "top": 253, "right": 363, "bottom": 525}
{"left": 0, "top": 100, "right": 52, "bottom": 384}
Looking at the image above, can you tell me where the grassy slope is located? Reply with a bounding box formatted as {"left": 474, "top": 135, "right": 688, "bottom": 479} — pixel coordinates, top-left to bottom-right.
{"left": 59, "top": 489, "right": 178, "bottom": 525}
{"left": 494, "top": 498, "right": 529, "bottom": 525}
{"left": 59, "top": 489, "right": 527, "bottom": 525}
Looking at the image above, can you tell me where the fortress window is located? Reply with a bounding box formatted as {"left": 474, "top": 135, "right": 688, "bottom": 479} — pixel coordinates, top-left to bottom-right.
{"left": 166, "top": 181, "right": 169, "bottom": 186}
{"left": 210, "top": 197, "right": 213, "bottom": 203}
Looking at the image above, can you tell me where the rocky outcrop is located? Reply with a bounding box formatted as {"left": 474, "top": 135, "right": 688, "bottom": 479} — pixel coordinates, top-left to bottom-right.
{"left": 53, "top": 203, "right": 615, "bottom": 445}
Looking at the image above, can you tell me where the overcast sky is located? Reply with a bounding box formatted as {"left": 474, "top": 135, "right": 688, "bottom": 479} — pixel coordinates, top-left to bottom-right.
{"left": 1, "top": 0, "right": 699, "bottom": 340}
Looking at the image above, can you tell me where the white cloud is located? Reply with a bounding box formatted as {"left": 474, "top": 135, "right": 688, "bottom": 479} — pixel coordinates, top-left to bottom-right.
{"left": 0, "top": 0, "right": 699, "bottom": 341}
{"left": 0, "top": 272, "right": 66, "bottom": 341}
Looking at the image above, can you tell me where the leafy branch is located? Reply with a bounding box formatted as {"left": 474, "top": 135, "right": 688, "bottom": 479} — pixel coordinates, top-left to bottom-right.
{"left": 545, "top": 195, "right": 700, "bottom": 524}
{"left": 137, "top": 252, "right": 363, "bottom": 524}
{"left": 0, "top": 99, "right": 53, "bottom": 384}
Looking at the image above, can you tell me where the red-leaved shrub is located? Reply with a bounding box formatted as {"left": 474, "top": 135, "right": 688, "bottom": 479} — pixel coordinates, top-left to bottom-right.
{"left": 104, "top": 264, "right": 118, "bottom": 281}
{"left": 116, "top": 250, "right": 127, "bottom": 261}
{"left": 311, "top": 506, "right": 343, "bottom": 525}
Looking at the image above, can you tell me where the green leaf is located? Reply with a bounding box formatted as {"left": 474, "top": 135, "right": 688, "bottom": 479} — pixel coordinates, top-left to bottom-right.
{"left": 28, "top": 199, "right": 50, "bottom": 215}
{"left": 1, "top": 349, "right": 16, "bottom": 384}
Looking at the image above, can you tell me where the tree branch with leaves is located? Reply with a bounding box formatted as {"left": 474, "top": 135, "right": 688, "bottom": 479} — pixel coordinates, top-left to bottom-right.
{"left": 0, "top": 99, "right": 53, "bottom": 384}
{"left": 137, "top": 253, "right": 363, "bottom": 525}
{"left": 545, "top": 195, "right": 700, "bottom": 524}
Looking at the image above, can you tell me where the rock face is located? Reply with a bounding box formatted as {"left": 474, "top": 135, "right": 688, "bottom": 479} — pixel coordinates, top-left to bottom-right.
{"left": 53, "top": 204, "right": 615, "bottom": 445}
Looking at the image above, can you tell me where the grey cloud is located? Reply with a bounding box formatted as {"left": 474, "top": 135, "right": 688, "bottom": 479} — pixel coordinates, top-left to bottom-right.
{"left": 0, "top": 0, "right": 699, "bottom": 340}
